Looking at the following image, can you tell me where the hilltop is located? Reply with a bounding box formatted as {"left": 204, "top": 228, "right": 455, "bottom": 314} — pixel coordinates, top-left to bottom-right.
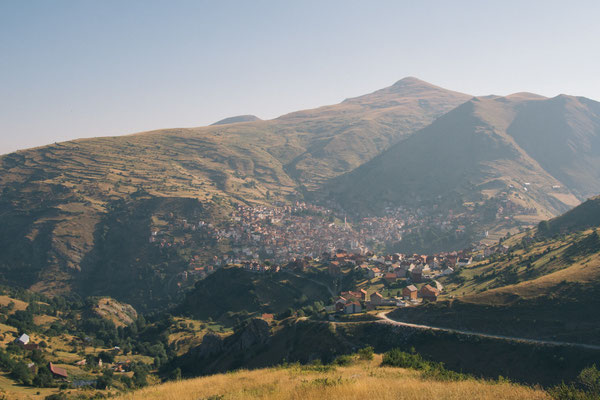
{"left": 119, "top": 355, "right": 548, "bottom": 400}
{"left": 211, "top": 115, "right": 262, "bottom": 125}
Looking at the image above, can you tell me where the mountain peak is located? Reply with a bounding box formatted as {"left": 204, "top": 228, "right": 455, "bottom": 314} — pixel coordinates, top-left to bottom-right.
{"left": 342, "top": 77, "right": 471, "bottom": 105}
{"left": 391, "top": 76, "right": 431, "bottom": 87}
{"left": 211, "top": 115, "right": 262, "bottom": 126}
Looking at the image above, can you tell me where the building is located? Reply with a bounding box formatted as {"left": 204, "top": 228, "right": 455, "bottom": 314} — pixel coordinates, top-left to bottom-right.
{"left": 420, "top": 284, "right": 439, "bottom": 302}
{"left": 344, "top": 301, "right": 362, "bottom": 314}
{"left": 16, "top": 334, "right": 29, "bottom": 346}
{"left": 457, "top": 257, "right": 473, "bottom": 267}
{"left": 370, "top": 291, "right": 384, "bottom": 306}
{"left": 384, "top": 273, "right": 397, "bottom": 283}
{"left": 402, "top": 285, "right": 418, "bottom": 300}
{"left": 49, "top": 363, "right": 68, "bottom": 380}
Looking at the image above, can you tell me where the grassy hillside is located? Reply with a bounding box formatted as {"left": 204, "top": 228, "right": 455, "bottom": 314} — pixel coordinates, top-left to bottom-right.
{"left": 175, "top": 267, "right": 330, "bottom": 326}
{"left": 0, "top": 77, "right": 469, "bottom": 303}
{"left": 119, "top": 355, "right": 548, "bottom": 400}
{"left": 537, "top": 195, "right": 600, "bottom": 236}
{"left": 390, "top": 198, "right": 600, "bottom": 344}
{"left": 328, "top": 93, "right": 600, "bottom": 250}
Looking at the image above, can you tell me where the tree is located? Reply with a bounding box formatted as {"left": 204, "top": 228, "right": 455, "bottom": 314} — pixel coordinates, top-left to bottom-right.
{"left": 96, "top": 369, "right": 114, "bottom": 389}
{"left": 132, "top": 366, "right": 148, "bottom": 388}
{"left": 11, "top": 361, "right": 33, "bottom": 385}
{"left": 169, "top": 367, "right": 182, "bottom": 381}
{"left": 33, "top": 367, "right": 54, "bottom": 388}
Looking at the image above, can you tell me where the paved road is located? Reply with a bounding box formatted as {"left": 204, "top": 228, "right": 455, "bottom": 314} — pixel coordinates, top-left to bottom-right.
{"left": 375, "top": 312, "right": 600, "bottom": 351}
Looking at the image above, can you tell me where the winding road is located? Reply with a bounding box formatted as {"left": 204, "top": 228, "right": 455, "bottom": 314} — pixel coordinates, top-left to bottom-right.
{"left": 375, "top": 311, "right": 600, "bottom": 351}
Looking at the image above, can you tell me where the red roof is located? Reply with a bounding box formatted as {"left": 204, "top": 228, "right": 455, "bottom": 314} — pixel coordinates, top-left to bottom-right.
{"left": 49, "top": 362, "right": 68, "bottom": 379}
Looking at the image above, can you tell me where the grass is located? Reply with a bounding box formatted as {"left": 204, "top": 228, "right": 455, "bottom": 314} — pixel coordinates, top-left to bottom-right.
{"left": 392, "top": 227, "right": 600, "bottom": 345}
{"left": 117, "top": 355, "right": 548, "bottom": 400}
{"left": 93, "top": 297, "right": 138, "bottom": 327}
{"left": 0, "top": 295, "right": 28, "bottom": 313}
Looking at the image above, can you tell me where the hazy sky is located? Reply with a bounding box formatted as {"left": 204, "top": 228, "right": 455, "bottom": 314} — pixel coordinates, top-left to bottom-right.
{"left": 1, "top": 0, "right": 599, "bottom": 155}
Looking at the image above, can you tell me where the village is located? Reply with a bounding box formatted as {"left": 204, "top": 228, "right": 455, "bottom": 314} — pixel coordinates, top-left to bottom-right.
{"left": 148, "top": 201, "right": 499, "bottom": 281}
{"left": 227, "top": 247, "right": 479, "bottom": 314}
{"left": 144, "top": 198, "right": 524, "bottom": 296}
{"left": 314, "top": 248, "right": 474, "bottom": 314}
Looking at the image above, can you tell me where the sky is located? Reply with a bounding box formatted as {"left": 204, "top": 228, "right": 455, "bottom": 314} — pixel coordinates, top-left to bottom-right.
{"left": 1, "top": 0, "right": 599, "bottom": 155}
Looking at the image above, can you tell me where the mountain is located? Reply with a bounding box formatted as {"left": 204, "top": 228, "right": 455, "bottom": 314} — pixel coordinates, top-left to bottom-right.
{"left": 275, "top": 77, "right": 472, "bottom": 187}
{"left": 0, "top": 78, "right": 470, "bottom": 306}
{"left": 327, "top": 92, "right": 600, "bottom": 247}
{"left": 211, "top": 115, "right": 262, "bottom": 125}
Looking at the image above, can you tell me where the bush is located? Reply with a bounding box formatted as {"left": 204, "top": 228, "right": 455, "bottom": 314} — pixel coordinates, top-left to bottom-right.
{"left": 381, "top": 348, "right": 468, "bottom": 382}
{"left": 45, "top": 394, "right": 67, "bottom": 400}
{"left": 578, "top": 365, "right": 600, "bottom": 395}
{"left": 548, "top": 383, "right": 591, "bottom": 400}
{"left": 358, "top": 346, "right": 374, "bottom": 361}
{"left": 332, "top": 355, "right": 353, "bottom": 366}
{"left": 382, "top": 349, "right": 427, "bottom": 369}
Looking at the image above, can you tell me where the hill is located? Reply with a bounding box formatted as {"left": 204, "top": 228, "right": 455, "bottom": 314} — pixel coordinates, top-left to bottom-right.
{"left": 327, "top": 93, "right": 600, "bottom": 250}
{"left": 175, "top": 267, "right": 331, "bottom": 326}
{"left": 119, "top": 355, "right": 548, "bottom": 400}
{"left": 0, "top": 77, "right": 470, "bottom": 306}
{"left": 389, "top": 197, "right": 600, "bottom": 345}
{"left": 538, "top": 195, "right": 600, "bottom": 236}
{"left": 211, "top": 115, "right": 262, "bottom": 125}
{"left": 89, "top": 297, "right": 138, "bottom": 328}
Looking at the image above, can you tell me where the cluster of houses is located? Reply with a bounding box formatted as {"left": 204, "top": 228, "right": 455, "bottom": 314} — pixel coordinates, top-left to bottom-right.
{"left": 483, "top": 243, "right": 510, "bottom": 258}
{"left": 332, "top": 283, "right": 443, "bottom": 315}
{"left": 149, "top": 200, "right": 487, "bottom": 274}
{"left": 326, "top": 249, "right": 470, "bottom": 283}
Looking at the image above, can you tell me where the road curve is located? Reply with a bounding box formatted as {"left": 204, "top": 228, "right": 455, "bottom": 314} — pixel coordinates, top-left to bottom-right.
{"left": 375, "top": 311, "right": 600, "bottom": 351}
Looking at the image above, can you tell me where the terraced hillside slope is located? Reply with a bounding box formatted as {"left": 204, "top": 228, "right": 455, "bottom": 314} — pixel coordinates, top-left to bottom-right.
{"left": 390, "top": 196, "right": 600, "bottom": 345}
{"left": 0, "top": 78, "right": 470, "bottom": 305}
{"left": 328, "top": 93, "right": 600, "bottom": 242}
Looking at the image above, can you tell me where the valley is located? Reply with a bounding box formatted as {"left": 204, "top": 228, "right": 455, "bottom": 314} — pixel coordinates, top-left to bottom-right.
{"left": 1, "top": 78, "right": 600, "bottom": 400}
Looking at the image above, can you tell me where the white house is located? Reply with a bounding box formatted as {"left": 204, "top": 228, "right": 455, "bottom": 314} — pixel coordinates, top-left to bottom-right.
{"left": 16, "top": 334, "right": 30, "bottom": 346}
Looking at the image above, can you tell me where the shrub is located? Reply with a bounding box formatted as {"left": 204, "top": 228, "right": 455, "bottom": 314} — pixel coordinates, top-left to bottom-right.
{"left": 578, "top": 365, "right": 600, "bottom": 395}
{"left": 382, "top": 348, "right": 468, "bottom": 382}
{"left": 382, "top": 349, "right": 427, "bottom": 369}
{"left": 333, "top": 355, "right": 353, "bottom": 366}
{"left": 358, "top": 346, "right": 374, "bottom": 361}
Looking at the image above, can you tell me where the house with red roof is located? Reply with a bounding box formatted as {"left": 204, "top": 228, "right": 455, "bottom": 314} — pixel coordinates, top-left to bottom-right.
{"left": 49, "top": 362, "right": 68, "bottom": 380}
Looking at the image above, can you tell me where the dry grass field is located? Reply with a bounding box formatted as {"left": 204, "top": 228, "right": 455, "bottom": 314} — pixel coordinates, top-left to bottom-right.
{"left": 118, "top": 356, "right": 548, "bottom": 400}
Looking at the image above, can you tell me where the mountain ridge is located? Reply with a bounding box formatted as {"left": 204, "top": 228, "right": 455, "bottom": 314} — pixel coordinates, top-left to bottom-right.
{"left": 0, "top": 78, "right": 471, "bottom": 303}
